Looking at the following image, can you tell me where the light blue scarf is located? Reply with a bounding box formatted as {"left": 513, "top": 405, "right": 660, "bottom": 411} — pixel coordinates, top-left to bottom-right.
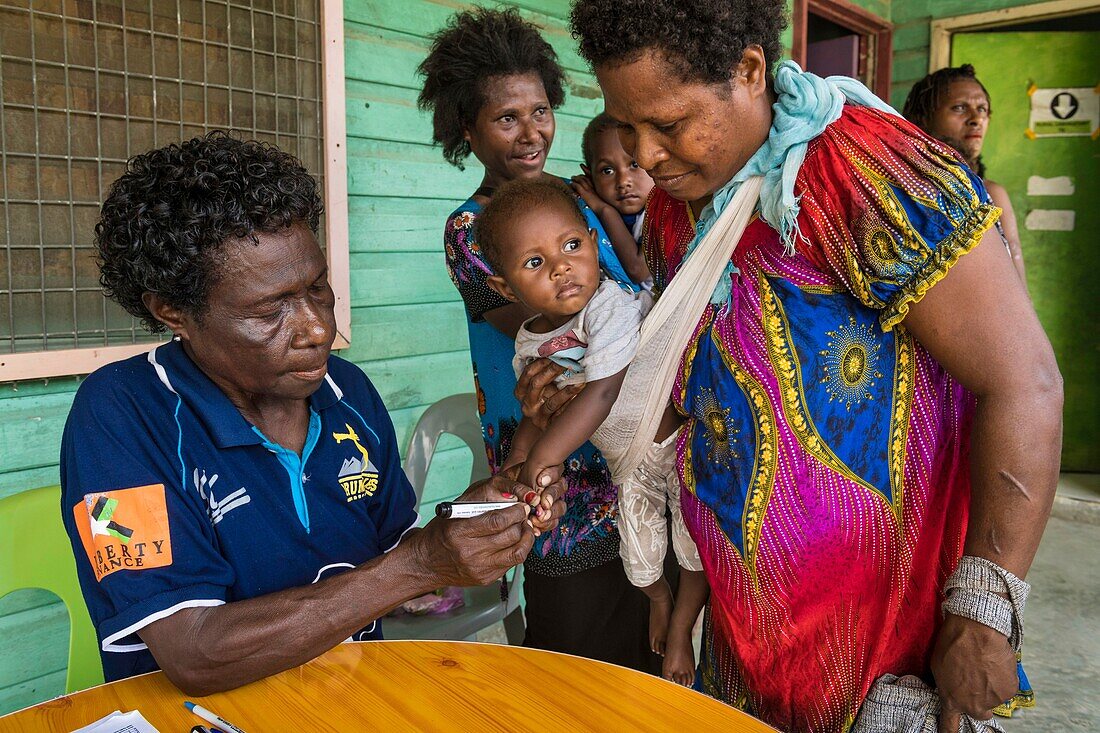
{"left": 687, "top": 61, "right": 899, "bottom": 304}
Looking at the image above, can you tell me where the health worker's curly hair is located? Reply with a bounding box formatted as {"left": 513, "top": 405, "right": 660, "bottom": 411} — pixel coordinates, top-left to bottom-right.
{"left": 95, "top": 131, "right": 323, "bottom": 332}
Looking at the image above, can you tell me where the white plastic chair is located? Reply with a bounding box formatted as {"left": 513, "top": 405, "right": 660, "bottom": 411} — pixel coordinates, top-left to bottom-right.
{"left": 386, "top": 393, "right": 525, "bottom": 645}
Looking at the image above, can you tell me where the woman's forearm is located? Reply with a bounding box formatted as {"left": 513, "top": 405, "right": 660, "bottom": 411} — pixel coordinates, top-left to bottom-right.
{"left": 142, "top": 475, "right": 543, "bottom": 696}
{"left": 141, "top": 536, "right": 437, "bottom": 695}
{"left": 964, "top": 384, "right": 1062, "bottom": 579}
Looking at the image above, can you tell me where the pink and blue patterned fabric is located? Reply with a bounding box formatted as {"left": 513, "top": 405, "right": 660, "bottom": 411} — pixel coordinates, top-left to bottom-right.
{"left": 662, "top": 106, "right": 1001, "bottom": 731}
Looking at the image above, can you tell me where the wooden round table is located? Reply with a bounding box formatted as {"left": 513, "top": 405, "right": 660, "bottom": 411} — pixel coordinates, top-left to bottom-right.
{"left": 0, "top": 641, "right": 776, "bottom": 731}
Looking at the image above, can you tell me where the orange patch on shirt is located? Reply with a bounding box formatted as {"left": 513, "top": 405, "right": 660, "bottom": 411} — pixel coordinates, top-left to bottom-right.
{"left": 73, "top": 484, "right": 173, "bottom": 582}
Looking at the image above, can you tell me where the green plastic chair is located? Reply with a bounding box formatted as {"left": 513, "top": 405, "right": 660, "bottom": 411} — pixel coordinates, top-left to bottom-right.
{"left": 388, "top": 393, "right": 525, "bottom": 645}
{"left": 0, "top": 485, "right": 104, "bottom": 695}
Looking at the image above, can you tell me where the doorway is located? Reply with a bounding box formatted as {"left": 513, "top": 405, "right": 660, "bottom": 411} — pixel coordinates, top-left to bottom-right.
{"left": 951, "top": 23, "right": 1099, "bottom": 471}
{"left": 791, "top": 0, "right": 892, "bottom": 100}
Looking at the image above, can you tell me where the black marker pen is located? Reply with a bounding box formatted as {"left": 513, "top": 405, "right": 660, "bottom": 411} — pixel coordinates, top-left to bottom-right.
{"left": 435, "top": 500, "right": 518, "bottom": 519}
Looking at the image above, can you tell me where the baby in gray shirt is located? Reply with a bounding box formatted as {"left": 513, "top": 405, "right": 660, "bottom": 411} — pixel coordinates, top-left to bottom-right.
{"left": 511, "top": 279, "right": 651, "bottom": 388}
{"left": 479, "top": 177, "right": 705, "bottom": 686}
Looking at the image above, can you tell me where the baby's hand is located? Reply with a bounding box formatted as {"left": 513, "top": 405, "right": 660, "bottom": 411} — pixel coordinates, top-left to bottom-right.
{"left": 571, "top": 174, "right": 612, "bottom": 217}
{"left": 518, "top": 461, "right": 557, "bottom": 495}
{"left": 517, "top": 464, "right": 562, "bottom": 534}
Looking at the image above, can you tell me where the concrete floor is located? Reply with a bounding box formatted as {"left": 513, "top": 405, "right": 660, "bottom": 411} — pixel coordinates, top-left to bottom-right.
{"left": 476, "top": 474, "right": 1100, "bottom": 731}
{"left": 1000, "top": 473, "right": 1100, "bottom": 732}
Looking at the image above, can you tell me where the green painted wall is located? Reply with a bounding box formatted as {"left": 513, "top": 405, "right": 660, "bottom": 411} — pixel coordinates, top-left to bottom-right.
{"left": 953, "top": 30, "right": 1099, "bottom": 471}
{"left": 890, "top": 0, "right": 1038, "bottom": 109}
{"left": 0, "top": 376, "right": 82, "bottom": 713}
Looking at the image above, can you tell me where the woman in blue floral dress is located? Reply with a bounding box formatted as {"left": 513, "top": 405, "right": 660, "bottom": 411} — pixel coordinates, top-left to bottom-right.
{"left": 417, "top": 7, "right": 658, "bottom": 671}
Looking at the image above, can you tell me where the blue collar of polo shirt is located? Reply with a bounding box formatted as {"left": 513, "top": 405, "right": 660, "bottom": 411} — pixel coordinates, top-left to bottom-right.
{"left": 150, "top": 340, "right": 342, "bottom": 449}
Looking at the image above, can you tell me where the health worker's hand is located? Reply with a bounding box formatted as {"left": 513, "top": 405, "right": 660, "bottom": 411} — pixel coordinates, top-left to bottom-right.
{"left": 410, "top": 499, "right": 533, "bottom": 588}
{"left": 931, "top": 612, "right": 1018, "bottom": 733}
{"left": 514, "top": 358, "right": 582, "bottom": 431}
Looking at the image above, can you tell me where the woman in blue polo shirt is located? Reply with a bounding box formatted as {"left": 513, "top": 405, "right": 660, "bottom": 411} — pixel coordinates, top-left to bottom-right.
{"left": 60, "top": 132, "right": 565, "bottom": 695}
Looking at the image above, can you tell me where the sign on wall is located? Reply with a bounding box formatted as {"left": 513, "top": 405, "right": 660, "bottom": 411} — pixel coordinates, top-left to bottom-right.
{"left": 1026, "top": 85, "right": 1099, "bottom": 138}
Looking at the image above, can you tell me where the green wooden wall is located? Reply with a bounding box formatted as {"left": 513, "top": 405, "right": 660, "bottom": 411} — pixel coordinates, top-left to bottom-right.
{"left": 953, "top": 30, "right": 1099, "bottom": 471}
{"left": 0, "top": 377, "right": 83, "bottom": 713}
{"left": 889, "top": 0, "right": 1038, "bottom": 108}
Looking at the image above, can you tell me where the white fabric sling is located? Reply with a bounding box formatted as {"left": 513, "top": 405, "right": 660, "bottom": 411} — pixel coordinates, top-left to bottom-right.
{"left": 594, "top": 176, "right": 763, "bottom": 485}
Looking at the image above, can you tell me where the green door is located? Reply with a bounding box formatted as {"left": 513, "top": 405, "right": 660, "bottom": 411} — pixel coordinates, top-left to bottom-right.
{"left": 952, "top": 31, "right": 1099, "bottom": 472}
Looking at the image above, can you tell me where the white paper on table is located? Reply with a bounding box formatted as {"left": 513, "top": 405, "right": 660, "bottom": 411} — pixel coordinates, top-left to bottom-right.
{"left": 70, "top": 709, "right": 161, "bottom": 733}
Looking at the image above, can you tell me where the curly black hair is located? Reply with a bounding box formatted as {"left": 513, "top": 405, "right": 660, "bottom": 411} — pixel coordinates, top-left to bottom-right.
{"left": 903, "top": 64, "right": 991, "bottom": 176}
{"left": 570, "top": 0, "right": 787, "bottom": 85}
{"left": 417, "top": 7, "right": 565, "bottom": 169}
{"left": 95, "top": 131, "right": 323, "bottom": 332}
{"left": 581, "top": 112, "right": 618, "bottom": 169}
{"left": 477, "top": 178, "right": 586, "bottom": 274}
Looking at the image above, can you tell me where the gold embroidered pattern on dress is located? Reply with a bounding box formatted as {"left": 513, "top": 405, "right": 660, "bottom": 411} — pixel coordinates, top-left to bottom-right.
{"left": 819, "top": 316, "right": 884, "bottom": 409}
{"left": 694, "top": 386, "right": 739, "bottom": 468}
{"left": 758, "top": 272, "right": 888, "bottom": 504}
{"left": 887, "top": 326, "right": 915, "bottom": 524}
{"left": 712, "top": 331, "right": 778, "bottom": 585}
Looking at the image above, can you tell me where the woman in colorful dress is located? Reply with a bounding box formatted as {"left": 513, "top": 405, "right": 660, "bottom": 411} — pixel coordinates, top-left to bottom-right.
{"left": 416, "top": 7, "right": 658, "bottom": 671}
{"left": 569, "top": 0, "right": 1062, "bottom": 731}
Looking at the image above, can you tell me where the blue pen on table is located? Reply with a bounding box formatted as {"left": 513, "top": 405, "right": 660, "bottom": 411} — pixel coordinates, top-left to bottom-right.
{"left": 184, "top": 701, "right": 247, "bottom": 733}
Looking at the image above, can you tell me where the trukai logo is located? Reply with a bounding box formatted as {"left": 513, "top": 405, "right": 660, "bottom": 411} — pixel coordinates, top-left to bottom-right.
{"left": 332, "top": 424, "right": 380, "bottom": 503}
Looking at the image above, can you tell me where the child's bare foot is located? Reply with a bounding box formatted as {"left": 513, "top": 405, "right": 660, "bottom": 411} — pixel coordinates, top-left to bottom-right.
{"left": 648, "top": 595, "right": 672, "bottom": 656}
{"left": 663, "top": 627, "right": 695, "bottom": 686}
{"left": 639, "top": 576, "right": 673, "bottom": 655}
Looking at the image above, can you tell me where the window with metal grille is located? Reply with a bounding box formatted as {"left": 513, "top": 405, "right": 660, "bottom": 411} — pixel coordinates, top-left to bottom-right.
{"left": 0, "top": 0, "right": 349, "bottom": 380}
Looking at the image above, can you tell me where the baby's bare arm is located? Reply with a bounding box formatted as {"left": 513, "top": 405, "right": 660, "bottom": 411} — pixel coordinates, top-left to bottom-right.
{"left": 501, "top": 417, "right": 541, "bottom": 474}
{"left": 518, "top": 367, "right": 627, "bottom": 489}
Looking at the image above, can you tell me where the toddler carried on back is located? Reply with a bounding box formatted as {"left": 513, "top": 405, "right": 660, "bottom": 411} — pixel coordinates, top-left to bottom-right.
{"left": 479, "top": 176, "right": 707, "bottom": 686}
